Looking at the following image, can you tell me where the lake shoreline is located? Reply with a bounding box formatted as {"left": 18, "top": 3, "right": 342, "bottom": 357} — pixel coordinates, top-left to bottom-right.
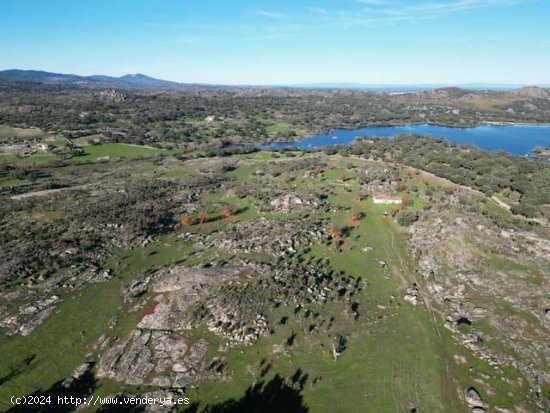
{"left": 268, "top": 123, "right": 550, "bottom": 157}
{"left": 267, "top": 120, "right": 550, "bottom": 145}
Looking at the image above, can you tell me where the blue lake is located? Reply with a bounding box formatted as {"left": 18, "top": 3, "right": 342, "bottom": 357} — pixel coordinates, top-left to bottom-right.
{"left": 271, "top": 124, "right": 550, "bottom": 156}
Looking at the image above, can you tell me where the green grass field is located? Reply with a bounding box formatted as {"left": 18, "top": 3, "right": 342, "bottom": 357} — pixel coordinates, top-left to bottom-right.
{"left": 0, "top": 143, "right": 167, "bottom": 167}
{"left": 74, "top": 143, "right": 168, "bottom": 161}
{"left": 266, "top": 122, "right": 293, "bottom": 134}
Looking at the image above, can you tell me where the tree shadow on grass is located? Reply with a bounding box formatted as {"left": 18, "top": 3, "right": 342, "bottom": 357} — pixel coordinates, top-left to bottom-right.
{"left": 5, "top": 368, "right": 307, "bottom": 413}
{"left": 0, "top": 355, "right": 36, "bottom": 387}
{"left": 184, "top": 370, "right": 309, "bottom": 413}
{"left": 6, "top": 365, "right": 98, "bottom": 413}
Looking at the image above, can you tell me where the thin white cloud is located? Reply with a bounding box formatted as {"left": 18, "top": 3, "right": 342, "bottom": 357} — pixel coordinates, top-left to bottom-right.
{"left": 236, "top": 1, "right": 527, "bottom": 36}
{"left": 338, "top": 0, "right": 530, "bottom": 27}
{"left": 308, "top": 7, "right": 329, "bottom": 15}
{"left": 255, "top": 10, "right": 289, "bottom": 20}
{"left": 358, "top": 0, "right": 400, "bottom": 4}
{"left": 151, "top": 0, "right": 534, "bottom": 43}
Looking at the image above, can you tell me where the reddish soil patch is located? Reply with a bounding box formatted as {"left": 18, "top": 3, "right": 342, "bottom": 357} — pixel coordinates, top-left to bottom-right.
{"left": 237, "top": 269, "right": 253, "bottom": 281}
{"left": 136, "top": 296, "right": 159, "bottom": 323}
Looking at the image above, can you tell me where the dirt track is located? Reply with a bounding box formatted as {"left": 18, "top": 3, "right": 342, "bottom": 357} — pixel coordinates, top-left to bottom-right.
{"left": 10, "top": 185, "right": 88, "bottom": 200}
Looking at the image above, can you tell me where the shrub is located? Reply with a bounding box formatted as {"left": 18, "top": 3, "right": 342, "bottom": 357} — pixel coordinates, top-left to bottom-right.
{"left": 396, "top": 211, "right": 419, "bottom": 226}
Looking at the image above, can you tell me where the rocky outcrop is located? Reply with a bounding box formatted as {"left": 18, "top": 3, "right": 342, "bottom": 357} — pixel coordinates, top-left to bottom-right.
{"left": 97, "top": 329, "right": 208, "bottom": 388}
{"left": 403, "top": 284, "right": 419, "bottom": 305}
{"left": 267, "top": 193, "right": 319, "bottom": 212}
{"left": 465, "top": 387, "right": 485, "bottom": 413}
{"left": 97, "top": 266, "right": 240, "bottom": 387}
{"left": 196, "top": 217, "right": 324, "bottom": 258}
{"left": 182, "top": 257, "right": 361, "bottom": 347}
{"left": 137, "top": 266, "right": 241, "bottom": 331}
{"left": 62, "top": 362, "right": 93, "bottom": 388}
{"left": 410, "top": 209, "right": 550, "bottom": 411}
{"left": 0, "top": 295, "right": 60, "bottom": 336}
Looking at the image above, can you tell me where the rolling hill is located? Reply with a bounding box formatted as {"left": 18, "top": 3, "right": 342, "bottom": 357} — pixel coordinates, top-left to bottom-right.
{"left": 0, "top": 69, "right": 190, "bottom": 89}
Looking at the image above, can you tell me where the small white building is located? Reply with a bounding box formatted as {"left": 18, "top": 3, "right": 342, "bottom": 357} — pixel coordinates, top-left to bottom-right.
{"left": 373, "top": 194, "right": 403, "bottom": 205}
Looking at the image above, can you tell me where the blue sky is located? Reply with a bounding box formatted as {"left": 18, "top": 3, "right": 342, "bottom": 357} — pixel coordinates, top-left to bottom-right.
{"left": 1, "top": 0, "right": 549, "bottom": 85}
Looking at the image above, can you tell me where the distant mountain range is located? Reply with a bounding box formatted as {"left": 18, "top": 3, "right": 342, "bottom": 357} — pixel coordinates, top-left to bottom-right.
{"left": 0, "top": 69, "right": 197, "bottom": 89}
{"left": 1, "top": 69, "right": 549, "bottom": 94}
{"left": 286, "top": 82, "right": 531, "bottom": 91}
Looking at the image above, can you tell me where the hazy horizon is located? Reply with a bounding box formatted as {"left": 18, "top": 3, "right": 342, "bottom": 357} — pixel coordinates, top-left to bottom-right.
{"left": 2, "top": 68, "right": 550, "bottom": 90}
{"left": 1, "top": 0, "right": 550, "bottom": 85}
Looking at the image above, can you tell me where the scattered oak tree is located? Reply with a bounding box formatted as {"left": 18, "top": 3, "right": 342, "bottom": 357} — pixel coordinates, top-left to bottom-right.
{"left": 222, "top": 205, "right": 235, "bottom": 219}
{"left": 179, "top": 214, "right": 192, "bottom": 229}
{"left": 326, "top": 225, "right": 344, "bottom": 248}
{"left": 396, "top": 210, "right": 419, "bottom": 226}
{"left": 350, "top": 211, "right": 362, "bottom": 223}
{"left": 198, "top": 211, "right": 208, "bottom": 225}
